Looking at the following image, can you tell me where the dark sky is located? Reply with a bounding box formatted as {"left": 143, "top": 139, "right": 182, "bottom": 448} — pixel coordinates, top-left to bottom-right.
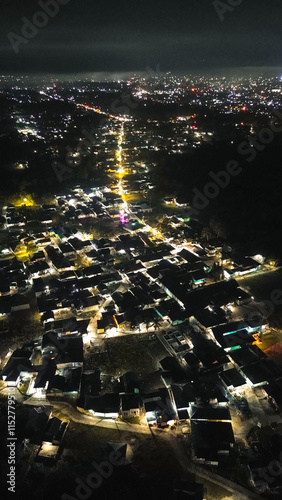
{"left": 1, "top": 0, "right": 282, "bottom": 74}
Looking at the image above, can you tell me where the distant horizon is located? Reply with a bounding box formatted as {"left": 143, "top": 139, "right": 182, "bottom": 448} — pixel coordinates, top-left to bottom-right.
{"left": 1, "top": 66, "right": 282, "bottom": 83}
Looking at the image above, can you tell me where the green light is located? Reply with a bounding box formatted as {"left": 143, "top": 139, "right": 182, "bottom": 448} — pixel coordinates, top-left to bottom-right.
{"left": 226, "top": 346, "right": 242, "bottom": 352}
{"left": 223, "top": 328, "right": 246, "bottom": 336}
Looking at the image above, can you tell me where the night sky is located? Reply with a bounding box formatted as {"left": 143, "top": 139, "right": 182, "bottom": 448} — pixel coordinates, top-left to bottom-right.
{"left": 1, "top": 0, "right": 282, "bottom": 74}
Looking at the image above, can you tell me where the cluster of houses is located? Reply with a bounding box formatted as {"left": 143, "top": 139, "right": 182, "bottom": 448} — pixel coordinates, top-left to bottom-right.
{"left": 16, "top": 404, "right": 68, "bottom": 461}
{"left": 1, "top": 185, "right": 281, "bottom": 474}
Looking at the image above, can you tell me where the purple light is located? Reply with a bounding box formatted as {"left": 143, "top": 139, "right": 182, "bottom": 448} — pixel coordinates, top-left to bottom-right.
{"left": 119, "top": 211, "right": 126, "bottom": 224}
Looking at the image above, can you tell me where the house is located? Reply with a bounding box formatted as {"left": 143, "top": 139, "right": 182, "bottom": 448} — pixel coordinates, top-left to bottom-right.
{"left": 79, "top": 295, "right": 100, "bottom": 313}
{"left": 0, "top": 295, "right": 12, "bottom": 316}
{"left": 190, "top": 403, "right": 235, "bottom": 466}
{"left": 189, "top": 403, "right": 232, "bottom": 422}
{"left": 60, "top": 270, "right": 78, "bottom": 281}
{"left": 27, "top": 260, "right": 50, "bottom": 278}
{"left": 10, "top": 294, "right": 30, "bottom": 313}
{"left": 160, "top": 356, "right": 188, "bottom": 384}
{"left": 192, "top": 306, "right": 226, "bottom": 330}
{"left": 187, "top": 269, "right": 207, "bottom": 287}
{"left": 47, "top": 367, "right": 82, "bottom": 396}
{"left": 100, "top": 271, "right": 121, "bottom": 285}
{"left": 191, "top": 332, "right": 229, "bottom": 369}
{"left": 31, "top": 361, "right": 57, "bottom": 396}
{"left": 45, "top": 245, "right": 71, "bottom": 271}
{"left": 212, "top": 320, "right": 251, "bottom": 337}
{"left": 159, "top": 273, "right": 190, "bottom": 308}
{"left": 183, "top": 352, "right": 201, "bottom": 371}
{"left": 97, "top": 318, "right": 105, "bottom": 334}
{"left": 38, "top": 416, "right": 68, "bottom": 460}
{"left": 171, "top": 383, "right": 195, "bottom": 420}
{"left": 162, "top": 330, "right": 192, "bottom": 356}
{"left": 178, "top": 248, "right": 201, "bottom": 264}
{"left": 80, "top": 393, "right": 120, "bottom": 419}
{"left": 79, "top": 370, "right": 101, "bottom": 397}
{"left": 235, "top": 288, "right": 253, "bottom": 305}
{"left": 212, "top": 327, "right": 254, "bottom": 352}
{"left": 143, "top": 388, "right": 177, "bottom": 424}
{"left": 37, "top": 295, "right": 72, "bottom": 317}
{"left": 35, "top": 236, "right": 52, "bottom": 248}
{"left": 41, "top": 332, "right": 84, "bottom": 369}
{"left": 191, "top": 420, "right": 235, "bottom": 466}
{"left": 118, "top": 371, "right": 142, "bottom": 393}
{"left": 0, "top": 279, "right": 10, "bottom": 296}
{"left": 1, "top": 349, "right": 36, "bottom": 386}
{"left": 45, "top": 317, "right": 89, "bottom": 336}
{"left": 220, "top": 368, "right": 246, "bottom": 392}
{"left": 155, "top": 298, "right": 186, "bottom": 325}
{"left": 224, "top": 255, "right": 261, "bottom": 279}
{"left": 228, "top": 344, "right": 267, "bottom": 368}
{"left": 43, "top": 416, "right": 68, "bottom": 446}
{"left": 120, "top": 393, "right": 144, "bottom": 419}
{"left": 83, "top": 264, "right": 103, "bottom": 278}
{"left": 58, "top": 242, "right": 76, "bottom": 257}
{"left": 23, "top": 406, "right": 52, "bottom": 445}
{"left": 240, "top": 359, "right": 282, "bottom": 388}
{"left": 33, "top": 277, "right": 46, "bottom": 297}
{"left": 192, "top": 372, "right": 229, "bottom": 405}
{"left": 139, "top": 250, "right": 171, "bottom": 268}
{"left": 112, "top": 313, "right": 130, "bottom": 330}
{"left": 186, "top": 279, "right": 241, "bottom": 317}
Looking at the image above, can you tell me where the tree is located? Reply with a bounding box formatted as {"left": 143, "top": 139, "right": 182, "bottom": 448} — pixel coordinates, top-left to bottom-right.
{"left": 74, "top": 253, "right": 91, "bottom": 268}
{"left": 201, "top": 226, "right": 213, "bottom": 242}
{"left": 153, "top": 316, "right": 161, "bottom": 330}
{"left": 209, "top": 217, "right": 228, "bottom": 239}
{"left": 201, "top": 218, "right": 228, "bottom": 243}
{"left": 0, "top": 310, "right": 44, "bottom": 361}
{"left": 212, "top": 262, "right": 224, "bottom": 282}
{"left": 86, "top": 219, "right": 116, "bottom": 239}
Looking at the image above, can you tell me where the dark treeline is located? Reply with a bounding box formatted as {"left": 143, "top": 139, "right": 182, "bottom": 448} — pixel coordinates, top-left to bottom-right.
{"left": 153, "top": 132, "right": 282, "bottom": 259}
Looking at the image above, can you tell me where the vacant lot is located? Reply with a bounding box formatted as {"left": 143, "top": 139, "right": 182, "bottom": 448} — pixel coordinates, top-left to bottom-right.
{"left": 84, "top": 334, "right": 168, "bottom": 377}
{"left": 239, "top": 268, "right": 282, "bottom": 305}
